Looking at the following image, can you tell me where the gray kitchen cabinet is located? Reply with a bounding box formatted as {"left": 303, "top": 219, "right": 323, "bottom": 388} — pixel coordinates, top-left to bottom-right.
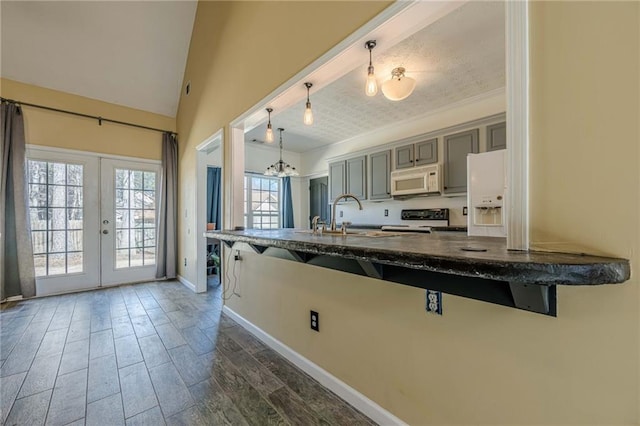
{"left": 369, "top": 150, "right": 391, "bottom": 200}
{"left": 415, "top": 138, "right": 438, "bottom": 165}
{"left": 328, "top": 161, "right": 346, "bottom": 201}
{"left": 346, "top": 155, "right": 367, "bottom": 199}
{"left": 487, "top": 122, "right": 507, "bottom": 151}
{"left": 443, "top": 129, "right": 479, "bottom": 194}
{"left": 395, "top": 138, "right": 437, "bottom": 169}
{"left": 395, "top": 144, "right": 414, "bottom": 169}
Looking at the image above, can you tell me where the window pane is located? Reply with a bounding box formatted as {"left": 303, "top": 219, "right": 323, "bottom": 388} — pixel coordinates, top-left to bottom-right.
{"left": 49, "top": 231, "right": 66, "bottom": 253}
{"left": 50, "top": 208, "right": 66, "bottom": 230}
{"left": 67, "top": 230, "right": 82, "bottom": 251}
{"left": 116, "top": 169, "right": 129, "bottom": 189}
{"left": 30, "top": 209, "right": 47, "bottom": 230}
{"left": 143, "top": 172, "right": 155, "bottom": 190}
{"left": 48, "top": 163, "right": 66, "bottom": 185}
{"left": 130, "top": 248, "right": 143, "bottom": 267}
{"left": 29, "top": 184, "right": 47, "bottom": 207}
{"left": 28, "top": 161, "right": 47, "bottom": 184}
{"left": 143, "top": 209, "right": 155, "bottom": 225}
{"left": 116, "top": 249, "right": 130, "bottom": 269}
{"left": 67, "top": 252, "right": 83, "bottom": 274}
{"left": 131, "top": 171, "right": 144, "bottom": 189}
{"left": 48, "top": 185, "right": 66, "bottom": 207}
{"left": 143, "top": 229, "right": 155, "bottom": 247}
{"left": 48, "top": 253, "right": 66, "bottom": 275}
{"left": 116, "top": 229, "right": 130, "bottom": 249}
{"left": 133, "top": 229, "right": 143, "bottom": 248}
{"left": 34, "top": 254, "right": 46, "bottom": 277}
{"left": 116, "top": 189, "right": 129, "bottom": 208}
{"left": 67, "top": 164, "right": 83, "bottom": 186}
{"left": 143, "top": 247, "right": 155, "bottom": 266}
{"left": 116, "top": 209, "right": 130, "bottom": 228}
{"left": 67, "top": 187, "right": 82, "bottom": 208}
{"left": 132, "top": 210, "right": 144, "bottom": 228}
{"left": 32, "top": 231, "right": 47, "bottom": 254}
{"left": 143, "top": 191, "right": 155, "bottom": 209}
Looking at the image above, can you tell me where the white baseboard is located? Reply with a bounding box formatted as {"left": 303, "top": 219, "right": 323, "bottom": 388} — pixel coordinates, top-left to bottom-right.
{"left": 177, "top": 274, "right": 196, "bottom": 292}
{"left": 222, "top": 306, "right": 407, "bottom": 426}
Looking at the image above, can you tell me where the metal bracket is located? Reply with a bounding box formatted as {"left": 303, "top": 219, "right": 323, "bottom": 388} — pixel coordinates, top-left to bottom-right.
{"left": 509, "top": 282, "right": 556, "bottom": 316}
{"left": 356, "top": 260, "right": 384, "bottom": 279}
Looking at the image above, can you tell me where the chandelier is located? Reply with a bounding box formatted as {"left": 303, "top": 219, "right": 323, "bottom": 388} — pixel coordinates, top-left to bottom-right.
{"left": 264, "top": 128, "right": 299, "bottom": 177}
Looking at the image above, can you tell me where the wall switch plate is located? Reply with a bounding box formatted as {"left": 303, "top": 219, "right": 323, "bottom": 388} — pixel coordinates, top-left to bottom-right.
{"left": 310, "top": 310, "right": 319, "bottom": 332}
{"left": 184, "top": 258, "right": 187, "bottom": 267}
{"left": 463, "top": 206, "right": 468, "bottom": 216}
{"left": 384, "top": 209, "right": 389, "bottom": 217}
{"left": 426, "top": 290, "right": 442, "bottom": 315}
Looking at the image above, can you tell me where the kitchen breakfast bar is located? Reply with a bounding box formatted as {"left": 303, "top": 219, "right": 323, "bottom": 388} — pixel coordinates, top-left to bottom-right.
{"left": 205, "top": 229, "right": 630, "bottom": 317}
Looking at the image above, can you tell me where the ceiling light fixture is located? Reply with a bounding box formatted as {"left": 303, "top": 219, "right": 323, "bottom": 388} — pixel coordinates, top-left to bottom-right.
{"left": 265, "top": 107, "right": 274, "bottom": 143}
{"left": 264, "top": 128, "right": 299, "bottom": 177}
{"left": 303, "top": 82, "right": 314, "bottom": 126}
{"left": 364, "top": 40, "right": 378, "bottom": 97}
{"left": 381, "top": 67, "right": 416, "bottom": 101}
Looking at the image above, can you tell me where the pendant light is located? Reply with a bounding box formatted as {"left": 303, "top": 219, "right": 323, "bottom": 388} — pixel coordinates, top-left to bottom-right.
{"left": 303, "top": 82, "right": 314, "bottom": 125}
{"left": 265, "top": 107, "right": 274, "bottom": 143}
{"left": 264, "top": 128, "right": 299, "bottom": 177}
{"left": 364, "top": 40, "right": 378, "bottom": 97}
{"left": 381, "top": 67, "right": 416, "bottom": 101}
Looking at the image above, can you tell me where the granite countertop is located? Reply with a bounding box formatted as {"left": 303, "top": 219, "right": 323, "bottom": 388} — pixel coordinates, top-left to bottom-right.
{"left": 205, "top": 229, "right": 630, "bottom": 286}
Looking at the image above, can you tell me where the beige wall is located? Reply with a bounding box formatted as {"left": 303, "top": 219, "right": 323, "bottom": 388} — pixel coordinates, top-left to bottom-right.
{"left": 178, "top": 1, "right": 640, "bottom": 424}
{"left": 175, "top": 1, "right": 391, "bottom": 284}
{"left": 0, "top": 78, "right": 174, "bottom": 160}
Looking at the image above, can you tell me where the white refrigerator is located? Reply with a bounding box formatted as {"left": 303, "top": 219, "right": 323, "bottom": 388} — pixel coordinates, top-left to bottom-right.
{"left": 467, "top": 149, "right": 507, "bottom": 237}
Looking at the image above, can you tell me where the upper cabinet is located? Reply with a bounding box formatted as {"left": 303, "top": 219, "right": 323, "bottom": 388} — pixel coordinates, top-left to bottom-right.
{"left": 394, "top": 138, "right": 437, "bottom": 169}
{"left": 346, "top": 156, "right": 367, "bottom": 199}
{"left": 443, "top": 129, "right": 479, "bottom": 194}
{"left": 369, "top": 150, "right": 391, "bottom": 200}
{"left": 329, "top": 156, "right": 367, "bottom": 201}
{"left": 487, "top": 122, "right": 506, "bottom": 151}
{"left": 328, "top": 161, "right": 346, "bottom": 201}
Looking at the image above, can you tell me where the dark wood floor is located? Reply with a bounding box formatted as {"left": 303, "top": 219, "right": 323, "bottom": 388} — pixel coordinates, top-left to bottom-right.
{"left": 0, "top": 279, "right": 375, "bottom": 426}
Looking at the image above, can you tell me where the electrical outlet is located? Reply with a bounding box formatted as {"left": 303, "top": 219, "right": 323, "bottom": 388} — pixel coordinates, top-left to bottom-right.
{"left": 184, "top": 258, "right": 187, "bottom": 267}
{"left": 339, "top": 210, "right": 343, "bottom": 218}
{"left": 463, "top": 206, "right": 468, "bottom": 216}
{"left": 426, "top": 290, "right": 442, "bottom": 315}
{"left": 234, "top": 250, "right": 242, "bottom": 261}
{"left": 384, "top": 209, "right": 389, "bottom": 217}
{"left": 310, "top": 310, "right": 319, "bottom": 332}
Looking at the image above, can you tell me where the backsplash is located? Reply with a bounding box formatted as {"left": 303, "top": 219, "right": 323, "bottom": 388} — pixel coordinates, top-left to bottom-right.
{"left": 336, "top": 195, "right": 467, "bottom": 227}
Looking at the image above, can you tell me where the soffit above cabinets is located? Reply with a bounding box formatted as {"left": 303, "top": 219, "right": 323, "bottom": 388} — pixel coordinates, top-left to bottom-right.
{"left": 245, "top": 1, "right": 505, "bottom": 153}
{"left": 1, "top": 1, "right": 197, "bottom": 117}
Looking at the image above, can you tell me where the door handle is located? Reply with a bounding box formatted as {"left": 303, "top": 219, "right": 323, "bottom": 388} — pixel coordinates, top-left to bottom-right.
{"left": 102, "top": 230, "right": 109, "bottom": 234}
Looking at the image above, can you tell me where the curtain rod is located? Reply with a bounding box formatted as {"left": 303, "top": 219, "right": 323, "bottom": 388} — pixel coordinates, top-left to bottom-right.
{"left": 0, "top": 96, "right": 177, "bottom": 136}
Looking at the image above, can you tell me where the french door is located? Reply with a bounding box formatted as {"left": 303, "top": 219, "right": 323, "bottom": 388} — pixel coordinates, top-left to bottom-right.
{"left": 27, "top": 148, "right": 160, "bottom": 296}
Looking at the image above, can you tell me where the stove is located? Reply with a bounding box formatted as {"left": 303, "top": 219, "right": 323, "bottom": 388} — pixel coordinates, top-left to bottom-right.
{"left": 381, "top": 209, "right": 449, "bottom": 233}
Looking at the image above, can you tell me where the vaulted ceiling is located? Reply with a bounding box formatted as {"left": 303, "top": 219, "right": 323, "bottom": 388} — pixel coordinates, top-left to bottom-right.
{"left": 1, "top": 1, "right": 197, "bottom": 117}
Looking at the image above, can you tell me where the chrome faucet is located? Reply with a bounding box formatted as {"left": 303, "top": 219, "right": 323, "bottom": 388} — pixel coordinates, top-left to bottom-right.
{"left": 330, "top": 193, "right": 363, "bottom": 233}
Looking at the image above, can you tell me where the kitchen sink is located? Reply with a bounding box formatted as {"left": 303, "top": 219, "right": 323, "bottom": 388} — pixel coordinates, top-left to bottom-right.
{"left": 294, "top": 229, "right": 411, "bottom": 238}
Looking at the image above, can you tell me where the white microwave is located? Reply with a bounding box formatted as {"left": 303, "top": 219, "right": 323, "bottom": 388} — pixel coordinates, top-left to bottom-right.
{"left": 390, "top": 164, "right": 441, "bottom": 196}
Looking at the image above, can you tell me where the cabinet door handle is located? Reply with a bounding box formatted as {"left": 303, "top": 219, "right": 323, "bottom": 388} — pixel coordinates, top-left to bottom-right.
{"left": 416, "top": 159, "right": 421, "bottom": 162}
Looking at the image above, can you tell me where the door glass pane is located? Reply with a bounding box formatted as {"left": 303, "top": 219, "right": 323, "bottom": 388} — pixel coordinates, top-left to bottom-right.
{"left": 27, "top": 160, "right": 84, "bottom": 276}
{"left": 113, "top": 168, "right": 157, "bottom": 269}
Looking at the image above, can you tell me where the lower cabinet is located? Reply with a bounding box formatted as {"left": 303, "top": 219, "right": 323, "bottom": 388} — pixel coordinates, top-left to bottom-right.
{"left": 369, "top": 150, "right": 391, "bottom": 200}
{"left": 443, "top": 129, "right": 479, "bottom": 194}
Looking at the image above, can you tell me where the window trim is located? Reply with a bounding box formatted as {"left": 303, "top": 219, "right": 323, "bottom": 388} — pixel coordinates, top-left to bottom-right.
{"left": 244, "top": 173, "right": 281, "bottom": 229}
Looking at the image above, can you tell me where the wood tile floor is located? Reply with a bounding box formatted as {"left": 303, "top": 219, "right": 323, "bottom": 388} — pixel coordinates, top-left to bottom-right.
{"left": 0, "top": 279, "right": 375, "bottom": 426}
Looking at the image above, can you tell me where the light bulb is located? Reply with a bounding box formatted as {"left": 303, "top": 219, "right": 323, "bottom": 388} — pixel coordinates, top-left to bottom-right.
{"left": 265, "top": 124, "right": 274, "bottom": 143}
{"left": 303, "top": 101, "right": 314, "bottom": 125}
{"left": 365, "top": 69, "right": 378, "bottom": 96}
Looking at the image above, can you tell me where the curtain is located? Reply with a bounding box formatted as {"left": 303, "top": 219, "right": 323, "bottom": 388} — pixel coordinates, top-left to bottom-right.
{"left": 207, "top": 167, "right": 221, "bottom": 230}
{"left": 156, "top": 132, "right": 178, "bottom": 279}
{"left": 1, "top": 102, "right": 35, "bottom": 300}
{"left": 282, "top": 176, "right": 294, "bottom": 228}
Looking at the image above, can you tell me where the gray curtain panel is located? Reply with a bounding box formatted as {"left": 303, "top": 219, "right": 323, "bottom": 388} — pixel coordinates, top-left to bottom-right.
{"left": 1, "top": 102, "right": 36, "bottom": 300}
{"left": 156, "top": 132, "right": 178, "bottom": 279}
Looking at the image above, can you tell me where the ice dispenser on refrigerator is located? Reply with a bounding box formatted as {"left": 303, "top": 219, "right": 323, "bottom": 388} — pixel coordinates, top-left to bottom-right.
{"left": 467, "top": 149, "right": 507, "bottom": 237}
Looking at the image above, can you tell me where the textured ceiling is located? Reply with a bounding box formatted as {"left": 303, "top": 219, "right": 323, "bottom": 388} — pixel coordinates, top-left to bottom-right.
{"left": 1, "top": 1, "right": 197, "bottom": 117}
{"left": 245, "top": 1, "right": 505, "bottom": 153}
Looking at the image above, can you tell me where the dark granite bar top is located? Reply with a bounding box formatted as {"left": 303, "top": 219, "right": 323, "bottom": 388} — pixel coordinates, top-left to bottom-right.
{"left": 205, "top": 229, "right": 630, "bottom": 286}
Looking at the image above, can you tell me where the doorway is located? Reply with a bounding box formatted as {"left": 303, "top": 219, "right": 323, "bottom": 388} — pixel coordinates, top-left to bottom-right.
{"left": 309, "top": 176, "right": 329, "bottom": 229}
{"left": 26, "top": 148, "right": 160, "bottom": 296}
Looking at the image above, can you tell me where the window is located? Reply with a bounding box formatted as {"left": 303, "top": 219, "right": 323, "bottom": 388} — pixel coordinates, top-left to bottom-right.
{"left": 27, "top": 160, "right": 84, "bottom": 277}
{"left": 244, "top": 174, "right": 280, "bottom": 229}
